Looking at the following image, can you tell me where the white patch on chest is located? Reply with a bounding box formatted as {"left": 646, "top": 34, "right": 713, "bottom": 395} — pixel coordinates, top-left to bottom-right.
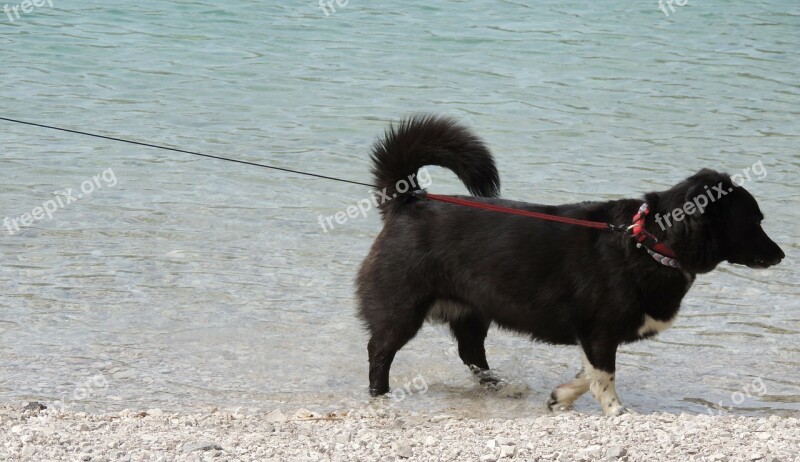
{"left": 637, "top": 315, "right": 675, "bottom": 337}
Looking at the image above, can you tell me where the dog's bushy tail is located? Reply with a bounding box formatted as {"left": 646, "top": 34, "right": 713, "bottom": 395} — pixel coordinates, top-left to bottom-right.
{"left": 370, "top": 115, "right": 500, "bottom": 219}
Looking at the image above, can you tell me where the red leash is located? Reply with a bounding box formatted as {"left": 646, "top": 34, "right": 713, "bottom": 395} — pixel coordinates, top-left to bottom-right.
{"left": 416, "top": 192, "right": 620, "bottom": 231}
{"left": 412, "top": 191, "right": 680, "bottom": 268}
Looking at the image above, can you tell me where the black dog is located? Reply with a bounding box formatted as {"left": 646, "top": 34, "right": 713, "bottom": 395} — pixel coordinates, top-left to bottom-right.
{"left": 356, "top": 115, "right": 784, "bottom": 415}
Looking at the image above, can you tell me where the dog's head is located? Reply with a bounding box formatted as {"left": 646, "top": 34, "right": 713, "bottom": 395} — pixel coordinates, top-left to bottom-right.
{"left": 647, "top": 169, "right": 784, "bottom": 274}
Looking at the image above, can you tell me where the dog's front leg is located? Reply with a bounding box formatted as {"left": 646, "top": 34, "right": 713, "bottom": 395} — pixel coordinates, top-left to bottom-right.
{"left": 547, "top": 366, "right": 589, "bottom": 411}
{"left": 586, "top": 366, "right": 625, "bottom": 416}
{"left": 582, "top": 342, "right": 627, "bottom": 416}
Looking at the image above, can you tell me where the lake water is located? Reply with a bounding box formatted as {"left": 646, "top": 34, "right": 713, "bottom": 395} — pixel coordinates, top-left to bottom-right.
{"left": 1, "top": 0, "right": 798, "bottom": 418}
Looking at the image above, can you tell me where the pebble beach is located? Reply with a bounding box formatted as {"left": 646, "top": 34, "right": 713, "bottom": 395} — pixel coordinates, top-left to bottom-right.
{"left": 1, "top": 404, "right": 798, "bottom": 461}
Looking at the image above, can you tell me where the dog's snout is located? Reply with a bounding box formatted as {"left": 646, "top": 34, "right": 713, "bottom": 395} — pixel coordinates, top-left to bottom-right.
{"left": 769, "top": 248, "right": 785, "bottom": 266}
{"left": 759, "top": 245, "right": 785, "bottom": 267}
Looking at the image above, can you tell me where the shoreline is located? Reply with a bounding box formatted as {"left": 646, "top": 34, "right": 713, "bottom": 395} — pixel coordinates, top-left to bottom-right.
{"left": 1, "top": 403, "right": 797, "bottom": 461}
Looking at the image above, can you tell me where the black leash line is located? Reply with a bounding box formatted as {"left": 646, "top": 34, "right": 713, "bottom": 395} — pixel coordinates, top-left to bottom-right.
{"left": 0, "top": 116, "right": 378, "bottom": 189}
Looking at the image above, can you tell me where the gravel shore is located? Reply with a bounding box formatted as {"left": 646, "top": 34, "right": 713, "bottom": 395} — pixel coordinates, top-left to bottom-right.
{"left": 1, "top": 403, "right": 797, "bottom": 461}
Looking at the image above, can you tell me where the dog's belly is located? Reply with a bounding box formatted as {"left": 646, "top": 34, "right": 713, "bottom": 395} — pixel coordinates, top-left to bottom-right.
{"left": 426, "top": 299, "right": 580, "bottom": 344}
{"left": 427, "top": 299, "right": 472, "bottom": 323}
{"left": 490, "top": 304, "right": 581, "bottom": 345}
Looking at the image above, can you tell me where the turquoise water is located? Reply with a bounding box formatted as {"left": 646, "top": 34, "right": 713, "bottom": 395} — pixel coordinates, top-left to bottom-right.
{"left": 1, "top": 1, "right": 798, "bottom": 417}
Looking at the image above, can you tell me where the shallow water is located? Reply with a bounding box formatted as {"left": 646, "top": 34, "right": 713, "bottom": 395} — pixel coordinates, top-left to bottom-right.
{"left": 1, "top": 1, "right": 798, "bottom": 417}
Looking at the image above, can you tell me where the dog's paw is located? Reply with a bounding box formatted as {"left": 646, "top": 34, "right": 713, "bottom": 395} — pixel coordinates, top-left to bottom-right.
{"left": 469, "top": 365, "right": 500, "bottom": 386}
{"left": 468, "top": 365, "right": 526, "bottom": 397}
{"left": 604, "top": 405, "right": 633, "bottom": 416}
{"left": 548, "top": 403, "right": 573, "bottom": 413}
{"left": 546, "top": 393, "right": 574, "bottom": 413}
{"left": 369, "top": 386, "right": 390, "bottom": 397}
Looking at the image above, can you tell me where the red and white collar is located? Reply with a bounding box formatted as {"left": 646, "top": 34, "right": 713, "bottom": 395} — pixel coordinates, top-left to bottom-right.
{"left": 629, "top": 203, "right": 680, "bottom": 269}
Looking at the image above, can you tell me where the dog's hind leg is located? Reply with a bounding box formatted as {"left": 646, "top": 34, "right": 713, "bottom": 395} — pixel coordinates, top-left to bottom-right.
{"left": 366, "top": 307, "right": 427, "bottom": 397}
{"left": 449, "top": 315, "right": 501, "bottom": 387}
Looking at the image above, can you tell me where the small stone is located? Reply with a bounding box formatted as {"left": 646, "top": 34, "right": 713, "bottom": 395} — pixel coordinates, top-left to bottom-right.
{"left": 487, "top": 439, "right": 498, "bottom": 449}
{"left": 424, "top": 436, "right": 438, "bottom": 446}
{"left": 396, "top": 442, "right": 413, "bottom": 458}
{"left": 79, "top": 423, "right": 91, "bottom": 431}
{"left": 294, "top": 409, "right": 315, "bottom": 419}
{"left": 23, "top": 402, "right": 46, "bottom": 411}
{"left": 182, "top": 442, "right": 223, "bottom": 453}
{"left": 500, "top": 445, "right": 516, "bottom": 458}
{"left": 21, "top": 446, "right": 36, "bottom": 458}
{"left": 112, "top": 370, "right": 135, "bottom": 380}
{"left": 582, "top": 445, "right": 605, "bottom": 458}
{"left": 606, "top": 445, "right": 627, "bottom": 460}
{"left": 146, "top": 409, "right": 164, "bottom": 418}
{"left": 480, "top": 454, "right": 497, "bottom": 462}
{"left": 265, "top": 409, "right": 287, "bottom": 423}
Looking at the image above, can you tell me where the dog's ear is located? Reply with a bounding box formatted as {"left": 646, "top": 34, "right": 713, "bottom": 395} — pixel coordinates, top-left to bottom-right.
{"left": 682, "top": 169, "right": 732, "bottom": 219}
{"left": 683, "top": 183, "right": 712, "bottom": 219}
{"left": 644, "top": 192, "right": 659, "bottom": 209}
